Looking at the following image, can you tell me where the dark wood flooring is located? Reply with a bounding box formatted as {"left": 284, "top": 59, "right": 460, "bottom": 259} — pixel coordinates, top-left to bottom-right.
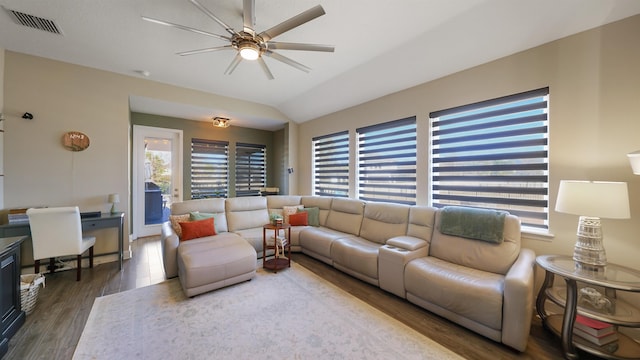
{"left": 5, "top": 236, "right": 601, "bottom": 359}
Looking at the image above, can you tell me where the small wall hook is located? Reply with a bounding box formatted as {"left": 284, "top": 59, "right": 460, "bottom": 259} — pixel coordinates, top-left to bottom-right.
{"left": 22, "top": 112, "right": 34, "bottom": 120}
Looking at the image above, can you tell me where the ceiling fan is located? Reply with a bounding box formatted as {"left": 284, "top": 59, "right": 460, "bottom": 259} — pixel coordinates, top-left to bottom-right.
{"left": 142, "top": 0, "right": 335, "bottom": 79}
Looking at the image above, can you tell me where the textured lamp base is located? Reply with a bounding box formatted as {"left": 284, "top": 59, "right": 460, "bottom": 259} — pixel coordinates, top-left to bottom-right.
{"left": 573, "top": 216, "right": 607, "bottom": 268}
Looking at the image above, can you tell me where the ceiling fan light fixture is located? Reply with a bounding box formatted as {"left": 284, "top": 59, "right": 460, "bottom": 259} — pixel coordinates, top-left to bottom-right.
{"left": 238, "top": 41, "right": 260, "bottom": 60}
{"left": 213, "top": 117, "right": 231, "bottom": 128}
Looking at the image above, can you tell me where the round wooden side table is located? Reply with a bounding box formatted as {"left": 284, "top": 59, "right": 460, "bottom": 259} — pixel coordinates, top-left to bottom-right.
{"left": 262, "top": 223, "right": 291, "bottom": 271}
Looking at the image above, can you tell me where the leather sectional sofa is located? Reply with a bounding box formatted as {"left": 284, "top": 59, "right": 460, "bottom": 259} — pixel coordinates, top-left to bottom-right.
{"left": 161, "top": 195, "right": 536, "bottom": 351}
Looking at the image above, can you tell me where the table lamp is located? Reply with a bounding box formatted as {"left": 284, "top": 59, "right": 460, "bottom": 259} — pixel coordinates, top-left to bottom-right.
{"left": 628, "top": 150, "right": 640, "bottom": 175}
{"left": 108, "top": 193, "right": 120, "bottom": 214}
{"left": 555, "top": 180, "right": 630, "bottom": 269}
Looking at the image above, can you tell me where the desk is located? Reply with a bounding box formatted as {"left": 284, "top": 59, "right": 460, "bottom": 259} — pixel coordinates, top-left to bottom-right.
{"left": 0, "top": 212, "right": 125, "bottom": 270}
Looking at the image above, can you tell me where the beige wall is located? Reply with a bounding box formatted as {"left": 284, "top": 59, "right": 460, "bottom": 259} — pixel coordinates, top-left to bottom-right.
{"left": 298, "top": 15, "right": 640, "bottom": 269}
{"left": 2, "top": 51, "right": 289, "bottom": 262}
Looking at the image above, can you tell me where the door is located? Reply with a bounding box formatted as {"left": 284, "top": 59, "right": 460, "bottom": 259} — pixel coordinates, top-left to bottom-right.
{"left": 133, "top": 125, "right": 183, "bottom": 238}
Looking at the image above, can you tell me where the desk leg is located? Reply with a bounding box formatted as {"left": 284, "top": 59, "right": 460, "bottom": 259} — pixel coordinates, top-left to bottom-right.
{"left": 562, "top": 278, "right": 579, "bottom": 360}
{"left": 118, "top": 217, "right": 124, "bottom": 270}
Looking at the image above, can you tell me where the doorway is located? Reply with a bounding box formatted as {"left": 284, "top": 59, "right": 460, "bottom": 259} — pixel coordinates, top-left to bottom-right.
{"left": 133, "top": 125, "right": 183, "bottom": 238}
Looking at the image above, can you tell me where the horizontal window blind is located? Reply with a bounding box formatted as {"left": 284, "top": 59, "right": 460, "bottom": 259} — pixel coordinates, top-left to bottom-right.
{"left": 357, "top": 117, "right": 417, "bottom": 205}
{"left": 430, "top": 87, "right": 549, "bottom": 230}
{"left": 235, "top": 143, "right": 266, "bottom": 197}
{"left": 191, "top": 138, "right": 229, "bottom": 199}
{"left": 313, "top": 131, "right": 349, "bottom": 197}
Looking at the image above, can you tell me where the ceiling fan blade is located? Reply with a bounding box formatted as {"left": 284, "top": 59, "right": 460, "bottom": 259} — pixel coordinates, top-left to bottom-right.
{"left": 259, "top": 5, "right": 325, "bottom": 42}
{"left": 266, "top": 41, "right": 334, "bottom": 52}
{"left": 264, "top": 50, "right": 311, "bottom": 73}
{"left": 257, "top": 57, "right": 275, "bottom": 80}
{"left": 189, "top": 0, "right": 237, "bottom": 36}
{"left": 177, "top": 45, "right": 233, "bottom": 56}
{"left": 224, "top": 54, "right": 243, "bottom": 75}
{"left": 142, "top": 16, "right": 230, "bottom": 41}
{"left": 243, "top": 0, "right": 256, "bottom": 34}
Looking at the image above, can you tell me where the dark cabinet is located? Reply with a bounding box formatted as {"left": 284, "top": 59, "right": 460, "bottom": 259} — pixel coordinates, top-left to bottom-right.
{"left": 0, "top": 237, "right": 26, "bottom": 358}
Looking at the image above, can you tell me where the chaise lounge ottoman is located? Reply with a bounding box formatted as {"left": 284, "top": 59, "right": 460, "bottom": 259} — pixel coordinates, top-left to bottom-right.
{"left": 177, "top": 232, "right": 257, "bottom": 297}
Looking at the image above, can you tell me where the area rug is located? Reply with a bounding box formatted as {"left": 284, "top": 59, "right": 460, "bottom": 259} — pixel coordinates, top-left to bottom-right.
{"left": 73, "top": 262, "right": 462, "bottom": 359}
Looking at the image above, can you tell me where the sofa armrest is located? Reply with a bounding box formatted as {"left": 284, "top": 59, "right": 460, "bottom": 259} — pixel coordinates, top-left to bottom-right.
{"left": 161, "top": 221, "right": 180, "bottom": 278}
{"left": 386, "top": 236, "right": 428, "bottom": 251}
{"left": 502, "top": 248, "right": 536, "bottom": 352}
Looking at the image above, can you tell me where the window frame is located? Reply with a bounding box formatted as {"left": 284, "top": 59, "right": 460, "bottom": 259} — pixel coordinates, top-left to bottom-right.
{"left": 190, "top": 138, "right": 229, "bottom": 199}
{"left": 356, "top": 116, "right": 417, "bottom": 205}
{"left": 429, "top": 87, "right": 550, "bottom": 231}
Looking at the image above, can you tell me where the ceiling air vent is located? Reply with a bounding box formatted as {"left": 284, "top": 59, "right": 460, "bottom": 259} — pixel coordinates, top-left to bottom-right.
{"left": 4, "top": 7, "right": 63, "bottom": 35}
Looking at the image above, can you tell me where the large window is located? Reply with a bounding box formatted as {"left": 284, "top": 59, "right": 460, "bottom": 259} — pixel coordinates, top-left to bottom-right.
{"left": 357, "top": 117, "right": 417, "bottom": 205}
{"left": 313, "top": 131, "right": 349, "bottom": 197}
{"left": 191, "top": 138, "right": 229, "bottom": 198}
{"left": 430, "top": 87, "right": 549, "bottom": 230}
{"left": 235, "top": 143, "right": 266, "bottom": 197}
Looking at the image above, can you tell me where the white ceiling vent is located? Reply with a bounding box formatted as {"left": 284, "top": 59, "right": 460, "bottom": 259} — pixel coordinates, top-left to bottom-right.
{"left": 4, "top": 7, "right": 63, "bottom": 35}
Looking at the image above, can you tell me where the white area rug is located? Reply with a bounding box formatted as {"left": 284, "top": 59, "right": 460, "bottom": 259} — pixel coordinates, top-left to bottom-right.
{"left": 74, "top": 262, "right": 462, "bottom": 359}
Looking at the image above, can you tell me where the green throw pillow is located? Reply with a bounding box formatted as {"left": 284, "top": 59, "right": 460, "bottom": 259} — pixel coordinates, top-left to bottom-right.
{"left": 298, "top": 207, "right": 320, "bottom": 227}
{"left": 190, "top": 212, "right": 222, "bottom": 234}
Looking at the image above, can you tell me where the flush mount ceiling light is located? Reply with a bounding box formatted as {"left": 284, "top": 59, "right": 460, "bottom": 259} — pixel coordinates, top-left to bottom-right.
{"left": 238, "top": 40, "right": 260, "bottom": 60}
{"left": 213, "top": 117, "right": 231, "bottom": 128}
{"left": 142, "top": 0, "right": 334, "bottom": 80}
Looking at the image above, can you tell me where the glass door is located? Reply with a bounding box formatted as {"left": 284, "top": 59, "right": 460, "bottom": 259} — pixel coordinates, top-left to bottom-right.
{"left": 133, "top": 126, "right": 182, "bottom": 238}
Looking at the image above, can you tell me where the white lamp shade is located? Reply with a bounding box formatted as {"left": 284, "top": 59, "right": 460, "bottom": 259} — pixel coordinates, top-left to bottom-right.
{"left": 555, "top": 180, "right": 630, "bottom": 219}
{"left": 108, "top": 193, "right": 120, "bottom": 203}
{"left": 628, "top": 150, "right": 640, "bottom": 175}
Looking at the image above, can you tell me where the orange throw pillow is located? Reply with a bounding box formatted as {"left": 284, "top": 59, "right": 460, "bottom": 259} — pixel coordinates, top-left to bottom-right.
{"left": 179, "top": 218, "right": 216, "bottom": 241}
{"left": 288, "top": 212, "right": 308, "bottom": 226}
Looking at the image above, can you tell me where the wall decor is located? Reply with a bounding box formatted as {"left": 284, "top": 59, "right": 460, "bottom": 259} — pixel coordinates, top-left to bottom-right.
{"left": 62, "top": 131, "right": 90, "bottom": 151}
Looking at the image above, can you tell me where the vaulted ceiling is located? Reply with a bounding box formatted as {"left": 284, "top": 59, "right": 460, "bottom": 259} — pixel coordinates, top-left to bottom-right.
{"left": 2, "top": 0, "right": 640, "bottom": 130}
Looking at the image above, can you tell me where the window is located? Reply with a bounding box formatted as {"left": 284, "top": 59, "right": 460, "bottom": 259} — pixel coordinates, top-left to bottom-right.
{"left": 357, "top": 117, "right": 417, "bottom": 205}
{"left": 235, "top": 143, "right": 266, "bottom": 197}
{"left": 430, "top": 87, "right": 549, "bottom": 230}
{"left": 313, "top": 131, "right": 349, "bottom": 197}
{"left": 191, "top": 138, "right": 229, "bottom": 198}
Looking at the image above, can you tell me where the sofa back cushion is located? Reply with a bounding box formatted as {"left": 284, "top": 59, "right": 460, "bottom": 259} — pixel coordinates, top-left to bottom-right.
{"left": 170, "top": 198, "right": 228, "bottom": 233}
{"left": 301, "top": 196, "right": 333, "bottom": 226}
{"left": 429, "top": 210, "right": 521, "bottom": 275}
{"left": 225, "top": 197, "right": 270, "bottom": 232}
{"left": 359, "top": 202, "right": 410, "bottom": 244}
{"left": 406, "top": 206, "right": 437, "bottom": 242}
{"left": 325, "top": 198, "right": 365, "bottom": 236}
{"left": 266, "top": 195, "right": 302, "bottom": 211}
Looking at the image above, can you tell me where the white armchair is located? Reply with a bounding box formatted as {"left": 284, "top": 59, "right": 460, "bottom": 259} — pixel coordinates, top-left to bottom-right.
{"left": 26, "top": 206, "right": 96, "bottom": 281}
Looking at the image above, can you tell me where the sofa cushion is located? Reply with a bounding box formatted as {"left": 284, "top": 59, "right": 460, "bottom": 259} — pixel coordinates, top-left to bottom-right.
{"left": 266, "top": 195, "right": 302, "bottom": 210}
{"left": 405, "top": 257, "right": 505, "bottom": 330}
{"left": 169, "top": 214, "right": 190, "bottom": 238}
{"left": 298, "top": 207, "right": 320, "bottom": 226}
{"left": 331, "top": 237, "right": 383, "bottom": 282}
{"left": 180, "top": 218, "right": 216, "bottom": 241}
{"left": 299, "top": 227, "right": 355, "bottom": 260}
{"left": 325, "top": 198, "right": 365, "bottom": 236}
{"left": 359, "top": 202, "right": 410, "bottom": 245}
{"left": 170, "top": 198, "right": 228, "bottom": 233}
{"left": 283, "top": 205, "right": 303, "bottom": 223}
{"left": 190, "top": 212, "right": 224, "bottom": 234}
{"left": 300, "top": 196, "right": 333, "bottom": 226}
{"left": 429, "top": 210, "right": 521, "bottom": 275}
{"left": 407, "top": 206, "right": 437, "bottom": 242}
{"left": 226, "top": 197, "right": 270, "bottom": 232}
{"left": 288, "top": 212, "right": 308, "bottom": 226}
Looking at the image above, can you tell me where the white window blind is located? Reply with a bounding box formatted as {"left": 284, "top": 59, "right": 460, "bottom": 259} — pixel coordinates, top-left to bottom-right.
{"left": 430, "top": 87, "right": 549, "bottom": 230}
{"left": 313, "top": 131, "right": 349, "bottom": 197}
{"left": 235, "top": 143, "right": 266, "bottom": 197}
{"left": 357, "top": 117, "right": 417, "bottom": 205}
{"left": 191, "top": 138, "right": 229, "bottom": 199}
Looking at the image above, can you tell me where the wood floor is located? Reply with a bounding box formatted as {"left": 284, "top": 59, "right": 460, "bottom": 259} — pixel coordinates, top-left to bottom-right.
{"left": 6, "top": 236, "right": 600, "bottom": 360}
